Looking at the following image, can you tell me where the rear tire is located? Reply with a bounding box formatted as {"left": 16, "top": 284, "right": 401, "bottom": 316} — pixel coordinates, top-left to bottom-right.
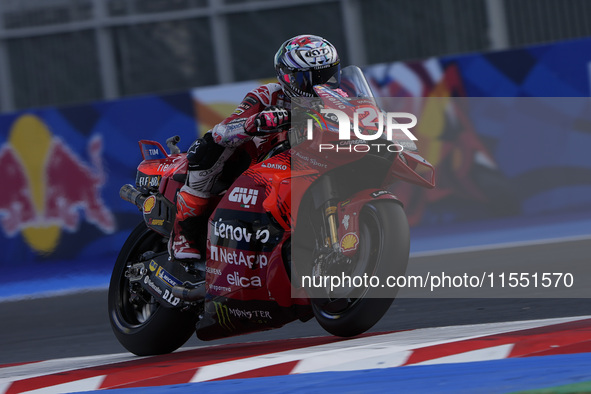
{"left": 312, "top": 201, "right": 409, "bottom": 337}
{"left": 108, "top": 222, "right": 198, "bottom": 356}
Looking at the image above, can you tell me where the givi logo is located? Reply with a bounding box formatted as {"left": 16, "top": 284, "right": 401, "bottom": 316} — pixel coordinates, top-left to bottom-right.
{"left": 228, "top": 187, "right": 259, "bottom": 208}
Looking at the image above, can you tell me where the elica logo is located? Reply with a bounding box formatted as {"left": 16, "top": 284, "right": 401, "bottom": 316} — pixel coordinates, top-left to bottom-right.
{"left": 306, "top": 108, "right": 418, "bottom": 153}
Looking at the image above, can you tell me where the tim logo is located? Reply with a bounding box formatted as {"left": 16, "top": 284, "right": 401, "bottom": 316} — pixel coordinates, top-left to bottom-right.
{"left": 228, "top": 187, "right": 259, "bottom": 208}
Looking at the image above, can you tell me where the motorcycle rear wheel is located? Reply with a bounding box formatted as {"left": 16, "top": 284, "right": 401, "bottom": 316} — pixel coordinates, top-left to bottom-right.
{"left": 312, "top": 200, "right": 409, "bottom": 337}
{"left": 108, "top": 221, "right": 198, "bottom": 356}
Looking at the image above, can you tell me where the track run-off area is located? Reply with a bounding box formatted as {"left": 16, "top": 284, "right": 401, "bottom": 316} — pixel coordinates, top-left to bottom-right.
{"left": 1, "top": 218, "right": 591, "bottom": 393}
{"left": 2, "top": 315, "right": 591, "bottom": 393}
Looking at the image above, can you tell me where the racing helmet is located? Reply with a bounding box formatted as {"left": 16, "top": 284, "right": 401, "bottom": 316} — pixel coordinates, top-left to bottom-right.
{"left": 274, "top": 34, "right": 341, "bottom": 97}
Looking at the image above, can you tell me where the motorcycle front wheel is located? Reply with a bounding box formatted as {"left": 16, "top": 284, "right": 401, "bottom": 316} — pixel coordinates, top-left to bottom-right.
{"left": 312, "top": 200, "right": 409, "bottom": 337}
{"left": 108, "top": 221, "right": 198, "bottom": 356}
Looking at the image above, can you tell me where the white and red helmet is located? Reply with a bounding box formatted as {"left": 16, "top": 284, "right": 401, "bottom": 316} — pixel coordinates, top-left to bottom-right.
{"left": 274, "top": 34, "right": 341, "bottom": 97}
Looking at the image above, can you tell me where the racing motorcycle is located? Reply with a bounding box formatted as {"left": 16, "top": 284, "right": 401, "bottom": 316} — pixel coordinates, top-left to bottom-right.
{"left": 109, "top": 66, "right": 435, "bottom": 356}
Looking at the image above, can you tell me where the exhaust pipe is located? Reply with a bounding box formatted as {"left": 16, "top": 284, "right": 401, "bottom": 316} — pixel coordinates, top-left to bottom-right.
{"left": 120, "top": 184, "right": 147, "bottom": 209}
{"left": 172, "top": 283, "right": 206, "bottom": 301}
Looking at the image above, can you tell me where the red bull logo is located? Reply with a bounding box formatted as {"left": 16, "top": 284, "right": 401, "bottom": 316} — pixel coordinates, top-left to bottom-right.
{"left": 0, "top": 114, "right": 115, "bottom": 254}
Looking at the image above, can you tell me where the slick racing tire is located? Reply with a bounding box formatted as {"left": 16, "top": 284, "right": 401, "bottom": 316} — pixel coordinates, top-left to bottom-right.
{"left": 108, "top": 222, "right": 198, "bottom": 356}
{"left": 312, "top": 201, "right": 409, "bottom": 337}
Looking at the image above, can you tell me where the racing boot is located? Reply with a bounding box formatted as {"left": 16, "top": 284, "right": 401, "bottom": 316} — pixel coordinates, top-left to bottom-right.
{"left": 169, "top": 186, "right": 210, "bottom": 260}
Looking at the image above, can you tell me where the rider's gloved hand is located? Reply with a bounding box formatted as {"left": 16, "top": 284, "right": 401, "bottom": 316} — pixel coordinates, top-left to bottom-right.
{"left": 245, "top": 106, "right": 290, "bottom": 135}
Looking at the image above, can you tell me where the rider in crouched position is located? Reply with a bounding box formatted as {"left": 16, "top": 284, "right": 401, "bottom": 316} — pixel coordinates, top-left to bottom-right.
{"left": 169, "top": 34, "right": 341, "bottom": 260}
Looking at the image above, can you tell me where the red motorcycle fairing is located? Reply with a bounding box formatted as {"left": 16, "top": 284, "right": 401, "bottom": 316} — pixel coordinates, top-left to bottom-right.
{"left": 337, "top": 189, "right": 403, "bottom": 257}
{"left": 134, "top": 150, "right": 184, "bottom": 237}
{"left": 136, "top": 139, "right": 188, "bottom": 201}
{"left": 385, "top": 150, "right": 435, "bottom": 189}
{"left": 196, "top": 152, "right": 311, "bottom": 341}
{"left": 111, "top": 66, "right": 438, "bottom": 356}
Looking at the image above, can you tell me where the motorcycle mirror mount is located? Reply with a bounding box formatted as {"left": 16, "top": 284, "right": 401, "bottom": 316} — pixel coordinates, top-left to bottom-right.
{"left": 166, "top": 135, "right": 181, "bottom": 155}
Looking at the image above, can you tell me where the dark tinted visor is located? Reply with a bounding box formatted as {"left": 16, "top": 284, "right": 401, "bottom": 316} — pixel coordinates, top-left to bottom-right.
{"left": 294, "top": 63, "right": 341, "bottom": 94}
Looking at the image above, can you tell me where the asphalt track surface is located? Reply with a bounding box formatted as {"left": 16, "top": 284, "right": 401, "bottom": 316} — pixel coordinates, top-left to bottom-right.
{"left": 1, "top": 238, "right": 590, "bottom": 365}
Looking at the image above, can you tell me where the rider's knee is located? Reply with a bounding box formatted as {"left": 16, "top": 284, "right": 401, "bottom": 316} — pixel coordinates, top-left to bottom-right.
{"left": 185, "top": 132, "right": 232, "bottom": 196}
{"left": 187, "top": 132, "right": 225, "bottom": 171}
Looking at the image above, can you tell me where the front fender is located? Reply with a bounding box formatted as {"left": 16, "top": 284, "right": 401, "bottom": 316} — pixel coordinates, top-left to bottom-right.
{"left": 337, "top": 189, "right": 403, "bottom": 256}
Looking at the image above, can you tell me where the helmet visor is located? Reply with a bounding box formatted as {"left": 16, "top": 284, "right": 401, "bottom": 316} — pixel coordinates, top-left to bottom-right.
{"left": 291, "top": 63, "right": 341, "bottom": 94}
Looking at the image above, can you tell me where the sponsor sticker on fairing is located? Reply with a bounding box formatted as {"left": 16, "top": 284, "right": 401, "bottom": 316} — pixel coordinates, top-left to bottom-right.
{"left": 261, "top": 162, "right": 288, "bottom": 170}
{"left": 228, "top": 187, "right": 259, "bottom": 208}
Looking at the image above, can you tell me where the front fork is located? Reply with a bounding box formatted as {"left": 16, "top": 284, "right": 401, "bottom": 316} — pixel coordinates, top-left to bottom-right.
{"left": 312, "top": 175, "right": 342, "bottom": 252}
{"left": 324, "top": 203, "right": 340, "bottom": 251}
{"left": 311, "top": 176, "right": 353, "bottom": 282}
{"left": 313, "top": 195, "right": 355, "bottom": 300}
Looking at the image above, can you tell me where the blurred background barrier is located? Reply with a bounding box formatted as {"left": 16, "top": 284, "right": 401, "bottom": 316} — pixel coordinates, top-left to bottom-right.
{"left": 1, "top": 0, "right": 591, "bottom": 296}
{"left": 3, "top": 0, "right": 591, "bottom": 113}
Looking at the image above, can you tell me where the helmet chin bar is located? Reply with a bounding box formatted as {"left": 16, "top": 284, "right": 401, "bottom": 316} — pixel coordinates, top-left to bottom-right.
{"left": 285, "top": 86, "right": 314, "bottom": 98}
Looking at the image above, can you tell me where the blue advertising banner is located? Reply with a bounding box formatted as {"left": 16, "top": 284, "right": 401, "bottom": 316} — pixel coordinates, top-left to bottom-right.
{"left": 363, "top": 37, "right": 591, "bottom": 226}
{"left": 0, "top": 92, "right": 199, "bottom": 287}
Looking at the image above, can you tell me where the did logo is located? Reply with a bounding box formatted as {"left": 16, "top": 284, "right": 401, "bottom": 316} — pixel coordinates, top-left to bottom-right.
{"left": 0, "top": 114, "right": 115, "bottom": 254}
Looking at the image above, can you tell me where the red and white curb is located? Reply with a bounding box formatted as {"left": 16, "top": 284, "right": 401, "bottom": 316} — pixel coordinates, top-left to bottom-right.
{"left": 2, "top": 315, "right": 591, "bottom": 393}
